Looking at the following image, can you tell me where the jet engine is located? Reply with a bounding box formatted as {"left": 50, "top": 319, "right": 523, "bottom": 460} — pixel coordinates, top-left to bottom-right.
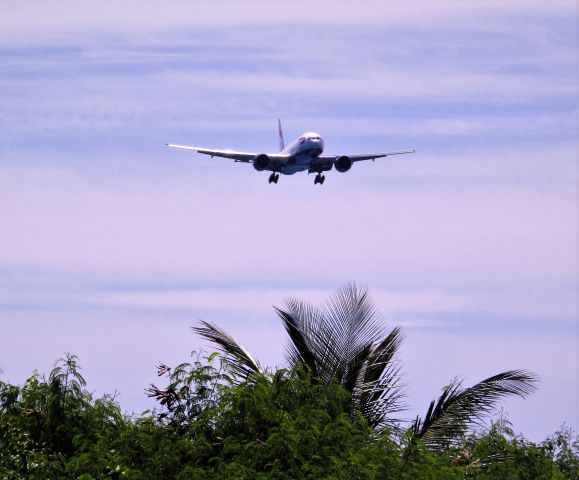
{"left": 334, "top": 155, "right": 353, "bottom": 173}
{"left": 253, "top": 154, "right": 270, "bottom": 171}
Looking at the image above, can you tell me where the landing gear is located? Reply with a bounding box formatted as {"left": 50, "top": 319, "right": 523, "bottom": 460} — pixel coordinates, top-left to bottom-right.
{"left": 268, "top": 173, "right": 279, "bottom": 184}
{"left": 314, "top": 173, "right": 325, "bottom": 185}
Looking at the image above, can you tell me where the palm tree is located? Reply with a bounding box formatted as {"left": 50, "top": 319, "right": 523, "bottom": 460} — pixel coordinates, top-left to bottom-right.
{"left": 192, "top": 283, "right": 538, "bottom": 446}
{"left": 274, "top": 283, "right": 405, "bottom": 430}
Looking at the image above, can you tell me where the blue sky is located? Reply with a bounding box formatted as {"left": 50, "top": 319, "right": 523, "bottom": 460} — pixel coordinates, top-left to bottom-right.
{"left": 0, "top": 1, "right": 576, "bottom": 440}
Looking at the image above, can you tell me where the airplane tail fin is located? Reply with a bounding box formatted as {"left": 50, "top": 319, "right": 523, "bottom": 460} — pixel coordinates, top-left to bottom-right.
{"left": 278, "top": 118, "right": 285, "bottom": 151}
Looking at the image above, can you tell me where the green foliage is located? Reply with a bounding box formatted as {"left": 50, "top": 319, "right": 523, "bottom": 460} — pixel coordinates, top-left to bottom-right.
{"left": 0, "top": 287, "right": 567, "bottom": 478}
{"left": 0, "top": 353, "right": 574, "bottom": 479}
{"left": 203, "top": 367, "right": 401, "bottom": 478}
{"left": 145, "top": 351, "right": 232, "bottom": 432}
{"left": 542, "top": 425, "right": 579, "bottom": 479}
{"left": 461, "top": 417, "right": 572, "bottom": 479}
{"left": 0, "top": 354, "right": 133, "bottom": 479}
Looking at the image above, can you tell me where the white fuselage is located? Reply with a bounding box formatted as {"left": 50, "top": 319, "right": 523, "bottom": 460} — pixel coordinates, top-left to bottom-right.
{"left": 280, "top": 132, "right": 324, "bottom": 175}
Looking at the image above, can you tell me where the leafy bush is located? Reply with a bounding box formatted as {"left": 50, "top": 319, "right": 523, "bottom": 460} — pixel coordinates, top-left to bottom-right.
{"left": 0, "top": 353, "right": 575, "bottom": 479}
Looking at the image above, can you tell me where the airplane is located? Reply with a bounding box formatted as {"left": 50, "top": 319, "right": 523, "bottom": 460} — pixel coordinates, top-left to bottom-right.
{"left": 166, "top": 120, "right": 415, "bottom": 185}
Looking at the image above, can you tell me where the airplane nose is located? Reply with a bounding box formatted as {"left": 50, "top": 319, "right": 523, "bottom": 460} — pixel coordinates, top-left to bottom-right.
{"left": 311, "top": 138, "right": 324, "bottom": 154}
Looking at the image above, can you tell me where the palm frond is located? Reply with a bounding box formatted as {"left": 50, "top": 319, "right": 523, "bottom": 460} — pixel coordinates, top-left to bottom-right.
{"left": 324, "top": 283, "right": 383, "bottom": 365}
{"left": 276, "top": 301, "right": 323, "bottom": 378}
{"left": 343, "top": 344, "right": 373, "bottom": 394}
{"left": 277, "top": 298, "right": 343, "bottom": 383}
{"left": 412, "top": 369, "right": 539, "bottom": 450}
{"left": 279, "top": 284, "right": 388, "bottom": 380}
{"left": 359, "top": 327, "right": 406, "bottom": 429}
{"left": 192, "top": 321, "right": 262, "bottom": 380}
{"left": 277, "top": 283, "right": 407, "bottom": 430}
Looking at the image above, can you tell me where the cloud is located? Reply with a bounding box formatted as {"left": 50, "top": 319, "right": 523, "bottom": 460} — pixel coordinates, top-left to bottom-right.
{"left": 1, "top": 3, "right": 573, "bottom": 167}
{"left": 156, "top": 68, "right": 573, "bottom": 104}
{"left": 2, "top": 283, "right": 574, "bottom": 326}
{"left": 0, "top": 1, "right": 572, "bottom": 45}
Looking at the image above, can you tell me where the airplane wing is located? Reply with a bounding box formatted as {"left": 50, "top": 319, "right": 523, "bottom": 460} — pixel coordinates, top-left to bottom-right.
{"left": 316, "top": 149, "right": 416, "bottom": 164}
{"left": 166, "top": 144, "right": 289, "bottom": 163}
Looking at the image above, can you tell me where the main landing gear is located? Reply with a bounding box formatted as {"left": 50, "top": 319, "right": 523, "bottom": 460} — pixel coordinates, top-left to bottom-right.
{"left": 268, "top": 173, "right": 279, "bottom": 184}
{"left": 314, "top": 173, "right": 326, "bottom": 185}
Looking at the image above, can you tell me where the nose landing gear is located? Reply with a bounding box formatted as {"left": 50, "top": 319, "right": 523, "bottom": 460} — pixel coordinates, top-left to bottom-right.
{"left": 268, "top": 173, "right": 279, "bottom": 184}
{"left": 314, "top": 173, "right": 325, "bottom": 185}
